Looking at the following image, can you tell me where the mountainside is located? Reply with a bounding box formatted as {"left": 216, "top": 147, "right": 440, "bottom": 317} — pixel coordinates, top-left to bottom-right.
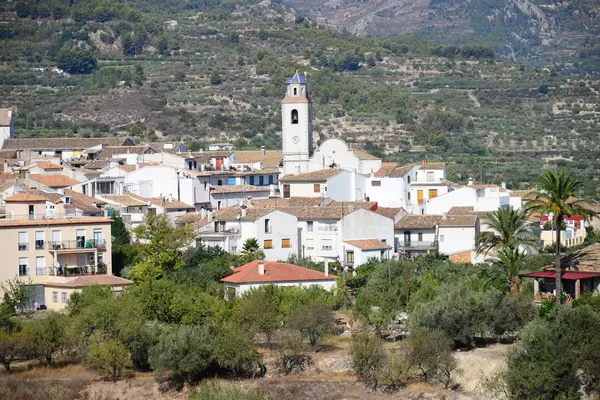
{"left": 0, "top": 0, "right": 599, "bottom": 195}
{"left": 280, "top": 0, "right": 600, "bottom": 70}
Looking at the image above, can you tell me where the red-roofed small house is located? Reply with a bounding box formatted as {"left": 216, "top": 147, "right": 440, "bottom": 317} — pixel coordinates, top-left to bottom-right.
{"left": 221, "top": 260, "right": 338, "bottom": 298}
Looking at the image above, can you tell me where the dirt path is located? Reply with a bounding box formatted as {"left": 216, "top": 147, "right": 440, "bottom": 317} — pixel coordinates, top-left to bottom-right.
{"left": 454, "top": 343, "right": 510, "bottom": 395}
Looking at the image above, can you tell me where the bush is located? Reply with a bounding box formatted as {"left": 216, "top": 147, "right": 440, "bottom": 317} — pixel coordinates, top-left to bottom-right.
{"left": 350, "top": 331, "right": 386, "bottom": 389}
{"left": 85, "top": 340, "right": 132, "bottom": 382}
{"left": 22, "top": 312, "right": 67, "bottom": 365}
{"left": 56, "top": 47, "right": 98, "bottom": 74}
{"left": 286, "top": 302, "right": 333, "bottom": 350}
{"left": 406, "top": 328, "right": 460, "bottom": 387}
{"left": 149, "top": 325, "right": 215, "bottom": 387}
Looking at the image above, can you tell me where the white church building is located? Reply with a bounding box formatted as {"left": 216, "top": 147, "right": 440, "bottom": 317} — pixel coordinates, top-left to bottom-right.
{"left": 280, "top": 73, "right": 382, "bottom": 177}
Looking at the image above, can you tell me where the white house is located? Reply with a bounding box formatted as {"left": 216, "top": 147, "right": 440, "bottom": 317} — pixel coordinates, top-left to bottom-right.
{"left": 279, "top": 169, "right": 367, "bottom": 201}
{"left": 394, "top": 214, "right": 442, "bottom": 257}
{"left": 0, "top": 108, "right": 15, "bottom": 150}
{"left": 307, "top": 138, "right": 382, "bottom": 175}
{"left": 183, "top": 207, "right": 300, "bottom": 261}
{"left": 437, "top": 215, "right": 479, "bottom": 258}
{"left": 426, "top": 181, "right": 510, "bottom": 215}
{"left": 343, "top": 239, "right": 392, "bottom": 268}
{"left": 221, "top": 260, "right": 337, "bottom": 298}
{"left": 209, "top": 185, "right": 272, "bottom": 210}
{"left": 366, "top": 162, "right": 419, "bottom": 208}
{"left": 408, "top": 162, "right": 453, "bottom": 214}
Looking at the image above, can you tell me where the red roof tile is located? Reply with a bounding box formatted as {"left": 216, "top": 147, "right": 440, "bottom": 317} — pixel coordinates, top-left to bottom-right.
{"left": 221, "top": 260, "right": 337, "bottom": 284}
{"left": 30, "top": 174, "right": 81, "bottom": 188}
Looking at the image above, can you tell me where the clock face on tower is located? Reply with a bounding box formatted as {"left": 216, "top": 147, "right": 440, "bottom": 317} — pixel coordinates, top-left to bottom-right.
{"left": 292, "top": 136, "right": 300, "bottom": 144}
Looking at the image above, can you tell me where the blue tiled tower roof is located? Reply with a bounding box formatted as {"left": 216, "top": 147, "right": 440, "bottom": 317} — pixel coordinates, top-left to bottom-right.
{"left": 286, "top": 71, "right": 307, "bottom": 84}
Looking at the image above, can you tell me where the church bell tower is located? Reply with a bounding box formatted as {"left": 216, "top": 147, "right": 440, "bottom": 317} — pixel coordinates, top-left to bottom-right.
{"left": 281, "top": 71, "right": 313, "bottom": 176}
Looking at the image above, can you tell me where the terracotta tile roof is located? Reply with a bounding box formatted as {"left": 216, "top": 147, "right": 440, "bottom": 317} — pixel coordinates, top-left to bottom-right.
{"left": 2, "top": 137, "right": 126, "bottom": 151}
{"left": 221, "top": 260, "right": 337, "bottom": 284}
{"left": 34, "top": 161, "right": 63, "bottom": 170}
{"left": 352, "top": 149, "right": 380, "bottom": 160}
{"left": 0, "top": 150, "right": 17, "bottom": 160}
{"left": 5, "top": 192, "right": 48, "bottom": 202}
{"left": 557, "top": 243, "right": 600, "bottom": 273}
{"left": 0, "top": 217, "right": 112, "bottom": 227}
{"left": 85, "top": 160, "right": 110, "bottom": 170}
{"left": 279, "top": 203, "right": 375, "bottom": 220}
{"left": 509, "top": 190, "right": 536, "bottom": 199}
{"left": 395, "top": 214, "right": 443, "bottom": 229}
{"left": 280, "top": 169, "right": 343, "bottom": 183}
{"left": 439, "top": 215, "right": 479, "bottom": 227}
{"left": 344, "top": 239, "right": 391, "bottom": 250}
{"left": 233, "top": 150, "right": 283, "bottom": 168}
{"left": 374, "top": 207, "right": 405, "bottom": 219}
{"left": 213, "top": 207, "right": 274, "bottom": 221}
{"left": 29, "top": 189, "right": 105, "bottom": 215}
{"left": 119, "top": 163, "right": 160, "bottom": 173}
{"left": 374, "top": 162, "right": 415, "bottom": 178}
{"left": 43, "top": 275, "right": 134, "bottom": 288}
{"left": 97, "top": 146, "right": 150, "bottom": 160}
{"left": 0, "top": 109, "right": 12, "bottom": 126}
{"left": 467, "top": 184, "right": 507, "bottom": 192}
{"left": 251, "top": 197, "right": 330, "bottom": 208}
{"left": 102, "top": 194, "right": 148, "bottom": 207}
{"left": 210, "top": 184, "right": 271, "bottom": 194}
{"left": 147, "top": 197, "right": 194, "bottom": 210}
{"left": 421, "top": 162, "right": 446, "bottom": 170}
{"left": 447, "top": 206, "right": 475, "bottom": 215}
{"left": 30, "top": 174, "right": 81, "bottom": 188}
{"left": 147, "top": 142, "right": 184, "bottom": 154}
{"left": 190, "top": 151, "right": 234, "bottom": 164}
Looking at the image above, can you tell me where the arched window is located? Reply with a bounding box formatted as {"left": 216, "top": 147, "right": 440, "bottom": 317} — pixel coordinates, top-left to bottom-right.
{"left": 293, "top": 87, "right": 297, "bottom": 95}
{"left": 291, "top": 109, "right": 298, "bottom": 124}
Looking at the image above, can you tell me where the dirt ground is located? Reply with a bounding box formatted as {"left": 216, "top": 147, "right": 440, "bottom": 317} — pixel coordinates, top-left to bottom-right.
{"left": 0, "top": 342, "right": 510, "bottom": 400}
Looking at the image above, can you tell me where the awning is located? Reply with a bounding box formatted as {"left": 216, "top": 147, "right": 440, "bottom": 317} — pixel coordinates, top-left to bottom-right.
{"left": 520, "top": 271, "right": 600, "bottom": 280}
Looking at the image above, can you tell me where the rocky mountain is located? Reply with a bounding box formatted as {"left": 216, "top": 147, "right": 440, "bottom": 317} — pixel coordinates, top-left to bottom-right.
{"left": 279, "top": 0, "right": 600, "bottom": 70}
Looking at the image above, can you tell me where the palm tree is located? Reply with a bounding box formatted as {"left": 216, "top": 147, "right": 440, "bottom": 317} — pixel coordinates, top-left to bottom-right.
{"left": 476, "top": 207, "right": 538, "bottom": 295}
{"left": 526, "top": 169, "right": 597, "bottom": 306}
{"left": 240, "top": 238, "right": 265, "bottom": 263}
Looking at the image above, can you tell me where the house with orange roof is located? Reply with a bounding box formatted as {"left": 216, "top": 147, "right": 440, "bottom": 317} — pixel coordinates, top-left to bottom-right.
{"left": 221, "top": 260, "right": 338, "bottom": 298}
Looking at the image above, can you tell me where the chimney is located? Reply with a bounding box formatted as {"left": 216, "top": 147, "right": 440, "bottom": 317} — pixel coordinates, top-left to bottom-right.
{"left": 423, "top": 160, "right": 427, "bottom": 166}
{"left": 3, "top": 160, "right": 8, "bottom": 173}
{"left": 261, "top": 146, "right": 266, "bottom": 156}
{"left": 324, "top": 260, "right": 329, "bottom": 277}
{"left": 442, "top": 212, "right": 447, "bottom": 220}
{"left": 207, "top": 209, "right": 213, "bottom": 222}
{"left": 467, "top": 177, "right": 474, "bottom": 186}
{"left": 241, "top": 208, "right": 247, "bottom": 218}
{"left": 501, "top": 182, "right": 506, "bottom": 189}
{"left": 246, "top": 196, "right": 253, "bottom": 208}
{"left": 168, "top": 194, "right": 173, "bottom": 202}
{"left": 200, "top": 208, "right": 207, "bottom": 219}
{"left": 258, "top": 262, "right": 265, "bottom": 275}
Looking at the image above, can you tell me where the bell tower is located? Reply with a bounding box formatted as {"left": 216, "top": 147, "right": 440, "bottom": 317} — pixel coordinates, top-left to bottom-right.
{"left": 281, "top": 71, "right": 313, "bottom": 176}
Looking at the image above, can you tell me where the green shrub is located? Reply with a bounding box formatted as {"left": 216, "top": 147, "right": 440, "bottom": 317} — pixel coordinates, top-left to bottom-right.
{"left": 189, "top": 381, "right": 264, "bottom": 400}
{"left": 86, "top": 340, "right": 132, "bottom": 382}
{"left": 350, "top": 331, "right": 386, "bottom": 389}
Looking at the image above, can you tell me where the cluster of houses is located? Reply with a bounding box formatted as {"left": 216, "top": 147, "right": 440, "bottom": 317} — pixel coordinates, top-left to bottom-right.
{"left": 0, "top": 72, "right": 598, "bottom": 309}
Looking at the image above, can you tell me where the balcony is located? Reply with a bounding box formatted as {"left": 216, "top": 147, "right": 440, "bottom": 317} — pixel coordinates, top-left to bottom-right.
{"left": 121, "top": 213, "right": 145, "bottom": 224}
{"left": 0, "top": 213, "right": 107, "bottom": 223}
{"left": 47, "top": 240, "right": 106, "bottom": 252}
{"left": 199, "top": 226, "right": 240, "bottom": 235}
{"left": 47, "top": 263, "right": 108, "bottom": 277}
{"left": 397, "top": 241, "right": 438, "bottom": 251}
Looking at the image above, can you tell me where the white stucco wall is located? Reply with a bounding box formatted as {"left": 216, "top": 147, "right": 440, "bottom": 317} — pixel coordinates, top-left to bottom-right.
{"left": 243, "top": 210, "right": 299, "bottom": 261}
{"left": 341, "top": 209, "right": 395, "bottom": 245}
{"left": 141, "top": 152, "right": 187, "bottom": 169}
{"left": 227, "top": 279, "right": 337, "bottom": 297}
{"left": 308, "top": 138, "right": 381, "bottom": 174}
{"left": 211, "top": 191, "right": 270, "bottom": 210}
{"left": 426, "top": 187, "right": 478, "bottom": 214}
{"left": 297, "top": 219, "right": 341, "bottom": 262}
{"left": 438, "top": 226, "right": 477, "bottom": 255}
{"left": 124, "top": 166, "right": 202, "bottom": 206}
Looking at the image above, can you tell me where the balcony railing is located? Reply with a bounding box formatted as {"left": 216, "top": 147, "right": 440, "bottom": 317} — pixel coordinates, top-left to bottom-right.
{"left": 48, "top": 240, "right": 106, "bottom": 251}
{"left": 47, "top": 263, "right": 108, "bottom": 276}
{"left": 0, "top": 213, "right": 107, "bottom": 223}
{"left": 318, "top": 225, "right": 338, "bottom": 231}
{"left": 397, "top": 241, "right": 438, "bottom": 251}
{"left": 199, "top": 226, "right": 240, "bottom": 234}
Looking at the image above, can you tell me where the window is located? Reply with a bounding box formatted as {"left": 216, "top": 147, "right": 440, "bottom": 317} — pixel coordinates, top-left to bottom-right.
{"left": 371, "top": 180, "right": 381, "bottom": 187}
{"left": 407, "top": 176, "right": 411, "bottom": 184}
{"left": 215, "top": 221, "right": 226, "bottom": 232}
{"left": 36, "top": 256, "right": 45, "bottom": 276}
{"left": 249, "top": 176, "right": 255, "bottom": 185}
{"left": 293, "top": 87, "right": 297, "bottom": 95}
{"left": 227, "top": 177, "right": 235, "bottom": 185}
{"left": 306, "top": 238, "right": 314, "bottom": 250}
{"left": 346, "top": 250, "right": 354, "bottom": 264}
{"left": 52, "top": 292, "right": 58, "bottom": 303}
{"left": 426, "top": 171, "right": 434, "bottom": 182}
{"left": 217, "top": 201, "right": 222, "bottom": 209}
{"left": 282, "top": 238, "right": 291, "bottom": 248}
{"left": 418, "top": 233, "right": 423, "bottom": 242}
{"left": 18, "top": 232, "right": 28, "bottom": 251}
{"left": 313, "top": 184, "right": 321, "bottom": 193}
{"left": 259, "top": 176, "right": 264, "bottom": 185}
{"left": 217, "top": 180, "right": 222, "bottom": 186}
{"left": 439, "top": 235, "right": 445, "bottom": 242}
{"left": 268, "top": 175, "right": 274, "bottom": 185}
{"left": 429, "top": 189, "right": 438, "bottom": 199}
{"left": 407, "top": 192, "right": 411, "bottom": 200}
{"left": 283, "top": 184, "right": 290, "bottom": 199}
{"left": 307, "top": 221, "right": 314, "bottom": 232}
{"left": 264, "top": 219, "right": 271, "bottom": 233}
{"left": 19, "top": 258, "right": 28, "bottom": 276}
{"left": 204, "top": 181, "right": 208, "bottom": 190}
{"left": 264, "top": 239, "right": 273, "bottom": 249}
{"left": 35, "top": 231, "right": 44, "bottom": 250}
{"left": 321, "top": 239, "right": 333, "bottom": 250}
{"left": 93, "top": 228, "right": 103, "bottom": 246}
{"left": 291, "top": 109, "right": 299, "bottom": 124}
{"left": 76, "top": 229, "right": 85, "bottom": 249}
{"left": 61, "top": 292, "right": 67, "bottom": 304}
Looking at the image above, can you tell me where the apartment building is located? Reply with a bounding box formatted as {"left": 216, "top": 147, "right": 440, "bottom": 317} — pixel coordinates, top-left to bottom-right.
{"left": 0, "top": 192, "right": 130, "bottom": 310}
